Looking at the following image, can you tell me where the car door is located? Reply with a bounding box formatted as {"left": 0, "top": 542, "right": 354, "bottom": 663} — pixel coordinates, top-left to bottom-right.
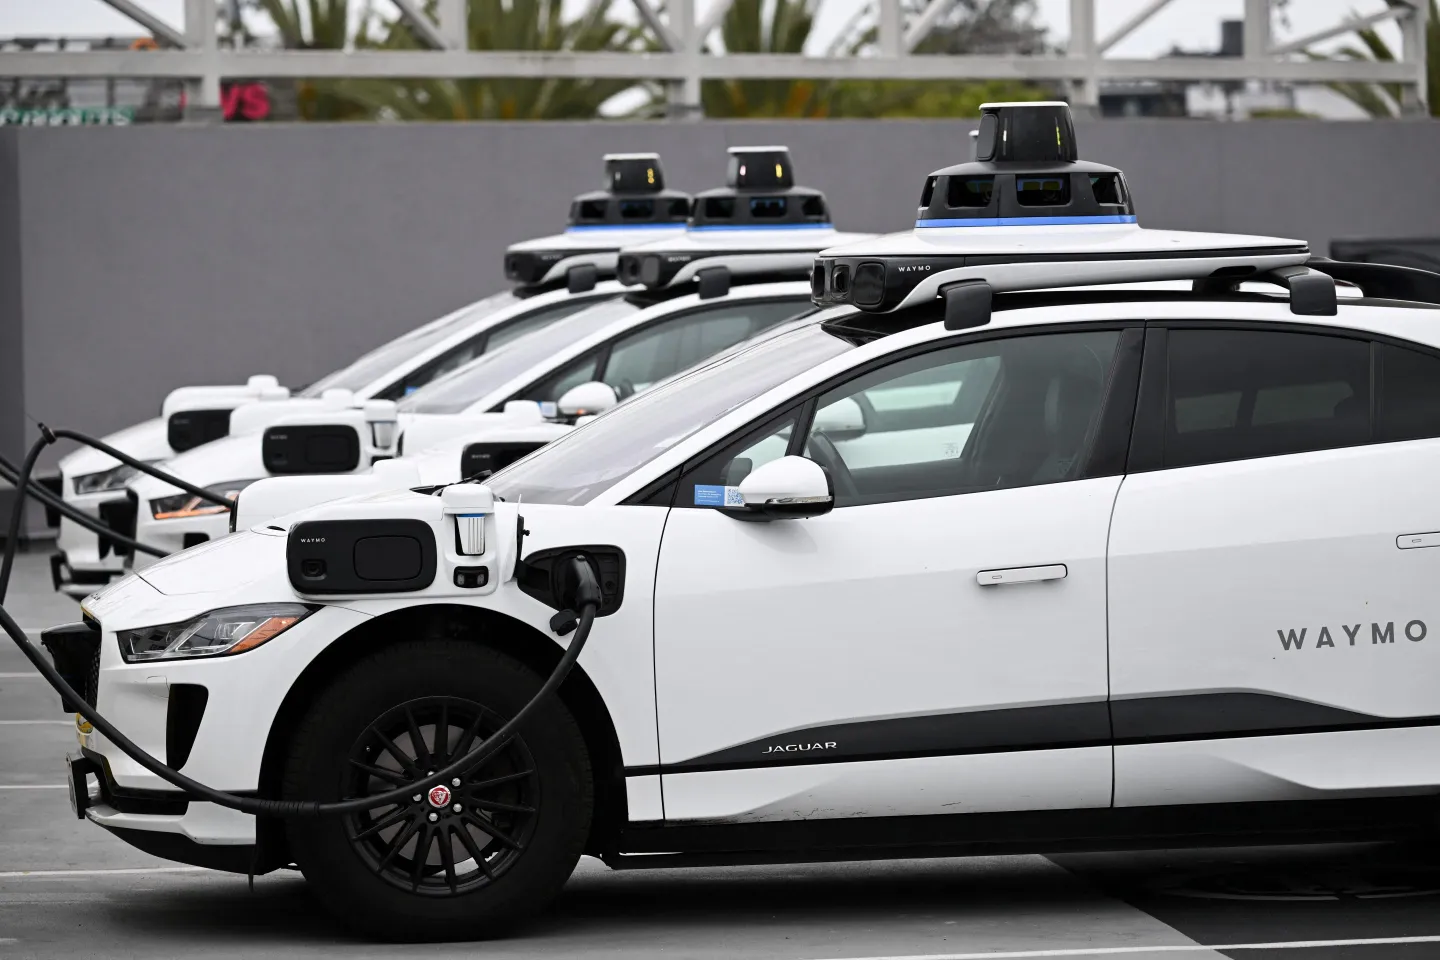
{"left": 1109, "top": 320, "right": 1440, "bottom": 807}
{"left": 652, "top": 325, "right": 1140, "bottom": 823}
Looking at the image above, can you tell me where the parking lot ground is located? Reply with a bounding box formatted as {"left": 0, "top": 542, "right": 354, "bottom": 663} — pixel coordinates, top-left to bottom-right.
{"left": 2, "top": 551, "right": 1439, "bottom": 959}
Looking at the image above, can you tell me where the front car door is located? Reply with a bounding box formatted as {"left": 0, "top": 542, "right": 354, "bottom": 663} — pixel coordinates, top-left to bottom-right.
{"left": 652, "top": 324, "right": 1141, "bottom": 823}
{"left": 1109, "top": 312, "right": 1440, "bottom": 807}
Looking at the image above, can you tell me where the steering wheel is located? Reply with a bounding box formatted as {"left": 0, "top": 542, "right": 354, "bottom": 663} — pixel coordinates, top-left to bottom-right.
{"left": 806, "top": 431, "right": 859, "bottom": 502}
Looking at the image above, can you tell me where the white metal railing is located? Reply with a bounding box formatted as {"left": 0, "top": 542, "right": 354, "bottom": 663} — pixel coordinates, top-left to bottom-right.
{"left": 0, "top": 0, "right": 1429, "bottom": 120}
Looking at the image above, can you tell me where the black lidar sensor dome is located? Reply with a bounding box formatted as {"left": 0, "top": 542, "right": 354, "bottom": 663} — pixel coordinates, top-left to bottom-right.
{"left": 690, "top": 145, "right": 830, "bottom": 228}
{"left": 567, "top": 152, "right": 691, "bottom": 228}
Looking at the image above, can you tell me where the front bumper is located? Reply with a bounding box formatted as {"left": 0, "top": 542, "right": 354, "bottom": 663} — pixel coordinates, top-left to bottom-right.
{"left": 66, "top": 751, "right": 261, "bottom": 872}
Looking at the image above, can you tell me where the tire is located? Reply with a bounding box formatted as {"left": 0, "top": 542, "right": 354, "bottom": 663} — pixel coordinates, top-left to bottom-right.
{"left": 281, "top": 639, "right": 593, "bottom": 942}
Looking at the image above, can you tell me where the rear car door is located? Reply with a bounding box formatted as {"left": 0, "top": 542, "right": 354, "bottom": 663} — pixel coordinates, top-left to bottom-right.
{"left": 1109, "top": 317, "right": 1440, "bottom": 806}
{"left": 652, "top": 324, "right": 1141, "bottom": 823}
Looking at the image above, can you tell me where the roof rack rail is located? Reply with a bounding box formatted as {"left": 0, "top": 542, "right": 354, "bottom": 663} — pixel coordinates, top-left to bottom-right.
{"left": 1304, "top": 258, "right": 1440, "bottom": 306}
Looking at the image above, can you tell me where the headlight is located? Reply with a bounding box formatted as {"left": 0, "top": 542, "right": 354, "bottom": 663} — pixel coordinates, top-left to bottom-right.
{"left": 118, "top": 603, "right": 315, "bottom": 662}
{"left": 73, "top": 461, "right": 161, "bottom": 495}
{"left": 149, "top": 479, "right": 258, "bottom": 520}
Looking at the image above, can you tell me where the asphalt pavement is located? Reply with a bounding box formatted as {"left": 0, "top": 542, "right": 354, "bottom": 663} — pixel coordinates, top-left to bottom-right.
{"left": 2, "top": 548, "right": 1440, "bottom": 959}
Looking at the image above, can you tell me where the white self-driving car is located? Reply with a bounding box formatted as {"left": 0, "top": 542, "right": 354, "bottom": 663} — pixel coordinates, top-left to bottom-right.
{"left": 55, "top": 153, "right": 690, "bottom": 595}
{"left": 50, "top": 104, "right": 1440, "bottom": 942}
{"left": 118, "top": 147, "right": 870, "bottom": 565}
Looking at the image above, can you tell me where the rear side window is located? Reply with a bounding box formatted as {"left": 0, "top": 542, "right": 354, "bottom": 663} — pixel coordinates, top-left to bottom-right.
{"left": 1163, "top": 329, "right": 1370, "bottom": 468}
{"left": 1377, "top": 343, "right": 1440, "bottom": 442}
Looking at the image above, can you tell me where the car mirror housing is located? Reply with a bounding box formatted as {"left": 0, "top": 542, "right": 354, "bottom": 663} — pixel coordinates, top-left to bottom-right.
{"left": 557, "top": 382, "right": 619, "bottom": 418}
{"left": 812, "top": 396, "right": 867, "bottom": 441}
{"left": 736, "top": 456, "right": 833, "bottom": 520}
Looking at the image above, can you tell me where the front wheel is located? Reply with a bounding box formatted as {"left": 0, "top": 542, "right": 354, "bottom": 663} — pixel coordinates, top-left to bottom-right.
{"left": 282, "top": 639, "right": 593, "bottom": 941}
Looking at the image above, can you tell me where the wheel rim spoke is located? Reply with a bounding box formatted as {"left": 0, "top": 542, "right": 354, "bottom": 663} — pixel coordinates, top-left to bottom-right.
{"left": 349, "top": 758, "right": 408, "bottom": 786}
{"left": 439, "top": 825, "right": 459, "bottom": 894}
{"left": 352, "top": 804, "right": 411, "bottom": 842}
{"left": 376, "top": 815, "right": 422, "bottom": 872}
{"left": 410, "top": 823, "right": 434, "bottom": 892}
{"left": 449, "top": 711, "right": 485, "bottom": 763}
{"left": 453, "top": 820, "right": 495, "bottom": 878}
{"left": 467, "top": 797, "right": 536, "bottom": 815}
{"left": 462, "top": 810, "right": 524, "bottom": 851}
{"left": 403, "top": 704, "right": 434, "bottom": 771}
{"left": 465, "top": 769, "right": 534, "bottom": 793}
{"left": 370, "top": 726, "right": 420, "bottom": 776}
{"left": 344, "top": 696, "right": 537, "bottom": 897}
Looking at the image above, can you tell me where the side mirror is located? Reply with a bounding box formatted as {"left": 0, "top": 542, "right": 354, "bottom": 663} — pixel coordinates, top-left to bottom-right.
{"left": 812, "top": 396, "right": 867, "bottom": 442}
{"left": 557, "top": 381, "right": 619, "bottom": 418}
{"left": 736, "top": 456, "right": 833, "bottom": 520}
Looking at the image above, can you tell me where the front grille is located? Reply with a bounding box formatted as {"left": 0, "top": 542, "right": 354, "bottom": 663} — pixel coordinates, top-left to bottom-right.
{"left": 97, "top": 492, "right": 139, "bottom": 559}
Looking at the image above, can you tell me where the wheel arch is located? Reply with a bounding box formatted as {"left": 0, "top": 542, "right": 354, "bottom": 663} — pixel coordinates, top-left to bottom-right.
{"left": 256, "top": 603, "right": 628, "bottom": 867}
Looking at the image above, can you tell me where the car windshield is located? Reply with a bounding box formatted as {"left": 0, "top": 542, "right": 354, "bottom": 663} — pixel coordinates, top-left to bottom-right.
{"left": 300, "top": 291, "right": 522, "bottom": 397}
{"left": 398, "top": 298, "right": 644, "bottom": 414}
{"left": 486, "top": 319, "right": 856, "bottom": 506}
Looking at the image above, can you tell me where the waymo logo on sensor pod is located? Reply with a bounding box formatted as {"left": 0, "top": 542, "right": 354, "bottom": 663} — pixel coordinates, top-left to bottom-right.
{"left": 1276, "top": 620, "right": 1427, "bottom": 651}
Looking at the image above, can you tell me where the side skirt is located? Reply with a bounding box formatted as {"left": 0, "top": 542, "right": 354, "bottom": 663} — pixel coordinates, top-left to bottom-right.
{"left": 606, "top": 795, "right": 1440, "bottom": 869}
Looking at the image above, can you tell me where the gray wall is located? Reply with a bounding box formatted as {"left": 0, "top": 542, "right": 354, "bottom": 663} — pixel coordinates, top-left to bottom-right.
{"left": 0, "top": 131, "right": 23, "bottom": 525}
{"left": 4, "top": 118, "right": 1440, "bottom": 484}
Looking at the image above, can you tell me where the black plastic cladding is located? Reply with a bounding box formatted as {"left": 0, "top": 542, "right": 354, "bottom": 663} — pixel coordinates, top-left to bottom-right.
{"left": 261, "top": 424, "right": 361, "bottom": 475}
{"left": 167, "top": 409, "right": 232, "bottom": 453}
{"left": 286, "top": 519, "right": 437, "bottom": 594}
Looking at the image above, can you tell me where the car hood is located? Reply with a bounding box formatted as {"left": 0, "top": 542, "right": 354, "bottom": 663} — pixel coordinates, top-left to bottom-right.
{"left": 128, "top": 433, "right": 267, "bottom": 499}
{"left": 135, "top": 528, "right": 291, "bottom": 597}
{"left": 404, "top": 421, "right": 575, "bottom": 486}
{"left": 59, "top": 418, "right": 171, "bottom": 477}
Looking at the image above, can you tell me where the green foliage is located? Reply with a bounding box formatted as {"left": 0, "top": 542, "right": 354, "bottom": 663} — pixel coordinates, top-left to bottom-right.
{"left": 1307, "top": 0, "right": 1438, "bottom": 118}
{"left": 694, "top": 0, "right": 1051, "bottom": 118}
{"left": 342, "top": 0, "right": 644, "bottom": 119}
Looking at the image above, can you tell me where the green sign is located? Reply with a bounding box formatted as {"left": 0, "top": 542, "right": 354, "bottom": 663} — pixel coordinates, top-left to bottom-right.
{"left": 0, "top": 107, "right": 135, "bottom": 126}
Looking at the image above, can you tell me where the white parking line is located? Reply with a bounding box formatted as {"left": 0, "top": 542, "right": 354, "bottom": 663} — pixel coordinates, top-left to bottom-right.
{"left": 0, "top": 785, "right": 66, "bottom": 790}
{"left": 0, "top": 720, "right": 72, "bottom": 725}
{"left": 0, "top": 866, "right": 209, "bottom": 879}
{"left": 0, "top": 673, "right": 40, "bottom": 679}
{"left": 810, "top": 934, "right": 1440, "bottom": 960}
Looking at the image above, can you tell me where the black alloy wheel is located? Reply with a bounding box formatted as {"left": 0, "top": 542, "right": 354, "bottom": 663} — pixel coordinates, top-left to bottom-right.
{"left": 343, "top": 696, "right": 539, "bottom": 896}
{"left": 282, "top": 639, "right": 593, "bottom": 942}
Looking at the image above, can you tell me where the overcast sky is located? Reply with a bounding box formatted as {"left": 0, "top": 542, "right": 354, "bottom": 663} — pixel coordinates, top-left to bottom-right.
{"left": 1, "top": 0, "right": 1404, "bottom": 57}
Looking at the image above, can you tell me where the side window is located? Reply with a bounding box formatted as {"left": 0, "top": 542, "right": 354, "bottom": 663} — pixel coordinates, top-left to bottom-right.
{"left": 603, "top": 299, "right": 805, "bottom": 395}
{"left": 1377, "top": 342, "right": 1440, "bottom": 442}
{"left": 514, "top": 352, "right": 601, "bottom": 406}
{"left": 677, "top": 411, "right": 799, "bottom": 507}
{"left": 1163, "top": 329, "right": 1370, "bottom": 468}
{"left": 375, "top": 299, "right": 597, "bottom": 401}
{"left": 805, "top": 330, "right": 1118, "bottom": 507}
{"left": 485, "top": 298, "right": 595, "bottom": 353}
{"left": 676, "top": 329, "right": 1119, "bottom": 511}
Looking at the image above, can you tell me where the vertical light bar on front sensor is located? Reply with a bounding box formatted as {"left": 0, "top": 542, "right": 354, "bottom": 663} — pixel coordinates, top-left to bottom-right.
{"left": 456, "top": 515, "right": 486, "bottom": 556}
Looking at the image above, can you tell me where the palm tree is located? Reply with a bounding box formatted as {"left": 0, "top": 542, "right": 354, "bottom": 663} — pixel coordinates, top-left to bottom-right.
{"left": 1307, "top": 0, "right": 1438, "bottom": 118}
{"left": 334, "top": 0, "right": 645, "bottom": 120}
{"left": 691, "top": 0, "right": 1049, "bottom": 118}
{"left": 702, "top": 0, "right": 830, "bottom": 117}
{"left": 243, "top": 0, "right": 380, "bottom": 119}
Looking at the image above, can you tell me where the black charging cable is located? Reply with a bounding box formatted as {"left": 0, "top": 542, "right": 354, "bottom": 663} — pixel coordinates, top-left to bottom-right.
{"left": 0, "top": 421, "right": 606, "bottom": 819}
{"left": 0, "top": 450, "right": 166, "bottom": 560}
{"left": 0, "top": 426, "right": 231, "bottom": 602}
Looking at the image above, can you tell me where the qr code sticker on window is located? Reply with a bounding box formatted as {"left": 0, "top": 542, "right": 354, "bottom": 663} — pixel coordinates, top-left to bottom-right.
{"left": 724, "top": 486, "right": 745, "bottom": 507}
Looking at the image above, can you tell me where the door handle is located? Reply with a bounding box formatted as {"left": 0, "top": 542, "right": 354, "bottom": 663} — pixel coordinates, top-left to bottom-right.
{"left": 1398, "top": 532, "right": 1440, "bottom": 550}
{"left": 976, "top": 564, "right": 1067, "bottom": 586}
